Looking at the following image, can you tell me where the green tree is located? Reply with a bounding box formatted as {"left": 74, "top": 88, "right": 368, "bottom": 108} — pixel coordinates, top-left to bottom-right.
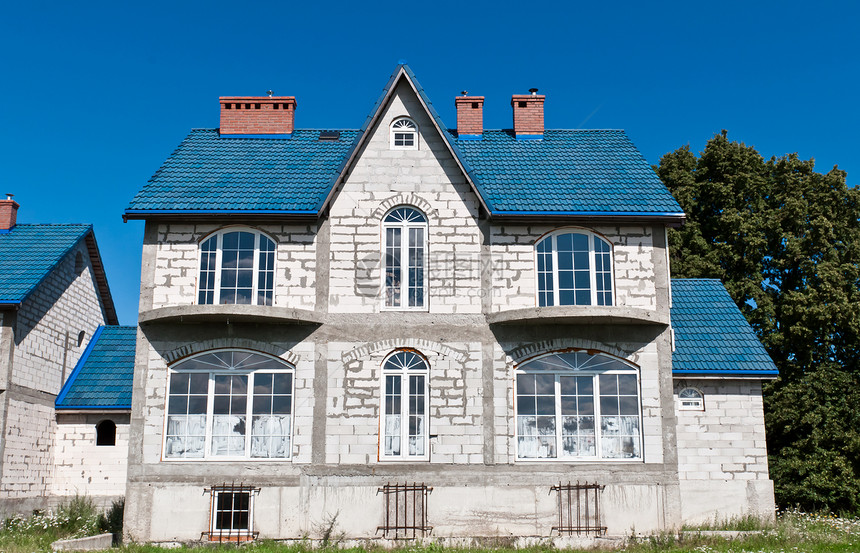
{"left": 657, "top": 131, "right": 860, "bottom": 513}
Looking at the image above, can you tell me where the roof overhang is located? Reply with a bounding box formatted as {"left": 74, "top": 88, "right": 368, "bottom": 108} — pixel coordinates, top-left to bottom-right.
{"left": 672, "top": 370, "right": 779, "bottom": 380}
{"left": 488, "top": 211, "right": 687, "bottom": 226}
{"left": 84, "top": 232, "right": 118, "bottom": 325}
{"left": 123, "top": 209, "right": 320, "bottom": 222}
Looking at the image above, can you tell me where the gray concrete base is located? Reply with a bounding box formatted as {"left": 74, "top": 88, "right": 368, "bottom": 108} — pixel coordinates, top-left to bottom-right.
{"left": 51, "top": 533, "right": 113, "bottom": 551}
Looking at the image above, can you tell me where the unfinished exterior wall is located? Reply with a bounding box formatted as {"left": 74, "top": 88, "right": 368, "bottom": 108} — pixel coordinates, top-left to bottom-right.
{"left": 52, "top": 413, "right": 130, "bottom": 503}
{"left": 674, "top": 379, "right": 775, "bottom": 523}
{"left": 0, "top": 241, "right": 107, "bottom": 514}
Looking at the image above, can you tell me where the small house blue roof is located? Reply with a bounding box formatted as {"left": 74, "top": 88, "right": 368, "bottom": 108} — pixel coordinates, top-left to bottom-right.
{"left": 0, "top": 224, "right": 91, "bottom": 304}
{"left": 670, "top": 279, "right": 778, "bottom": 376}
{"left": 125, "top": 64, "right": 683, "bottom": 219}
{"left": 55, "top": 326, "right": 136, "bottom": 410}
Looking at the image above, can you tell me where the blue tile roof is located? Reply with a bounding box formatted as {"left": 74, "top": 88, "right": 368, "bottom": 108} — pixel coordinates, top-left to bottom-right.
{"left": 448, "top": 130, "right": 683, "bottom": 214}
{"left": 56, "top": 326, "right": 136, "bottom": 409}
{"left": 127, "top": 64, "right": 684, "bottom": 218}
{"left": 0, "top": 224, "right": 92, "bottom": 305}
{"left": 671, "top": 279, "right": 778, "bottom": 375}
{"left": 125, "top": 129, "right": 361, "bottom": 214}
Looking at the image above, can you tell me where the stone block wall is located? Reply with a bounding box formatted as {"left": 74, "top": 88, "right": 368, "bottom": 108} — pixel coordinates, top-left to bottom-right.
{"left": 328, "top": 80, "right": 483, "bottom": 314}
{"left": 150, "top": 223, "right": 317, "bottom": 311}
{"left": 51, "top": 413, "right": 130, "bottom": 499}
{"left": 0, "top": 399, "right": 55, "bottom": 501}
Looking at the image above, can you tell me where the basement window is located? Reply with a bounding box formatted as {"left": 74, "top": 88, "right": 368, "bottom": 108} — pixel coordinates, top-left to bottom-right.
{"left": 377, "top": 482, "right": 432, "bottom": 538}
{"left": 390, "top": 117, "right": 418, "bottom": 150}
{"left": 204, "top": 483, "right": 260, "bottom": 542}
{"left": 551, "top": 481, "right": 606, "bottom": 536}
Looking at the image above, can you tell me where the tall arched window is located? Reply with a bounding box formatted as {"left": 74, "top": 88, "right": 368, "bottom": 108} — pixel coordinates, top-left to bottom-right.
{"left": 380, "top": 350, "right": 429, "bottom": 460}
{"left": 515, "top": 351, "right": 641, "bottom": 460}
{"left": 164, "top": 350, "right": 294, "bottom": 460}
{"left": 536, "top": 230, "right": 614, "bottom": 307}
{"left": 390, "top": 118, "right": 418, "bottom": 150}
{"left": 198, "top": 229, "right": 276, "bottom": 306}
{"left": 383, "top": 207, "right": 428, "bottom": 310}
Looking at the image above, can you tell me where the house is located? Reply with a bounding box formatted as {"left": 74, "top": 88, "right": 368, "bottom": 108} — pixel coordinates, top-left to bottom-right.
{"left": 121, "top": 64, "right": 777, "bottom": 542}
{"left": 0, "top": 197, "right": 118, "bottom": 515}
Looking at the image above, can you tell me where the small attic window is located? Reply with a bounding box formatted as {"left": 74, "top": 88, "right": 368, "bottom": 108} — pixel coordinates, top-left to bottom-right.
{"left": 74, "top": 252, "right": 85, "bottom": 276}
{"left": 77, "top": 331, "right": 86, "bottom": 348}
{"left": 96, "top": 420, "right": 117, "bottom": 446}
{"left": 390, "top": 118, "right": 418, "bottom": 150}
{"left": 679, "top": 388, "right": 705, "bottom": 411}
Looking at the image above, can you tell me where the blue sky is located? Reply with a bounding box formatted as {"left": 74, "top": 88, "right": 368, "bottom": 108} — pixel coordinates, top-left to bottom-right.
{"left": 2, "top": 0, "right": 857, "bottom": 324}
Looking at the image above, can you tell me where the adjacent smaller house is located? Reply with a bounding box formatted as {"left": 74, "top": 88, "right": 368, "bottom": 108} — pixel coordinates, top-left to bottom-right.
{"left": 0, "top": 196, "right": 118, "bottom": 515}
{"left": 53, "top": 325, "right": 136, "bottom": 504}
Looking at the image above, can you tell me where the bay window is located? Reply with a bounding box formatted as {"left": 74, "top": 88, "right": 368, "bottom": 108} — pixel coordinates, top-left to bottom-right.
{"left": 515, "top": 351, "right": 642, "bottom": 460}
{"left": 198, "top": 229, "right": 276, "bottom": 306}
{"left": 536, "top": 230, "right": 614, "bottom": 307}
{"left": 164, "top": 350, "right": 293, "bottom": 460}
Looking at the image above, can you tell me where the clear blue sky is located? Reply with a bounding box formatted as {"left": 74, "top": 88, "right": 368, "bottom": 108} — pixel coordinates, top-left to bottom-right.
{"left": 2, "top": 0, "right": 857, "bottom": 325}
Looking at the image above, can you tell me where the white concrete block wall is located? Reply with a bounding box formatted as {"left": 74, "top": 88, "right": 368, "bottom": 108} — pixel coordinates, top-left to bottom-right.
{"left": 328, "top": 81, "right": 483, "bottom": 314}
{"left": 1, "top": 400, "right": 55, "bottom": 498}
{"left": 51, "top": 414, "right": 129, "bottom": 498}
{"left": 326, "top": 340, "right": 482, "bottom": 465}
{"left": 11, "top": 242, "right": 106, "bottom": 394}
{"left": 674, "top": 379, "right": 770, "bottom": 481}
{"left": 489, "top": 225, "right": 657, "bottom": 313}
{"left": 151, "top": 223, "right": 317, "bottom": 310}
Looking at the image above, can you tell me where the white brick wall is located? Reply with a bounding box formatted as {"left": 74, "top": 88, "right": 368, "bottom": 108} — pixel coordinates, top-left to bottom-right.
{"left": 674, "top": 379, "right": 770, "bottom": 480}
{"left": 11, "top": 242, "right": 106, "bottom": 393}
{"left": 328, "top": 80, "right": 483, "bottom": 314}
{"left": 51, "top": 414, "right": 129, "bottom": 498}
{"left": 1, "top": 400, "right": 55, "bottom": 498}
{"left": 151, "top": 223, "right": 318, "bottom": 310}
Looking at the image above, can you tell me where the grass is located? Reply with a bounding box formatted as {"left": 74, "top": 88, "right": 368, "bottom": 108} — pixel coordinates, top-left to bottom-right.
{"left": 1, "top": 506, "right": 858, "bottom": 553}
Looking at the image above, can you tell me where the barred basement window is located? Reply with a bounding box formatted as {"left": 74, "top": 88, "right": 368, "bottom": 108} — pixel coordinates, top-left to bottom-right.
{"left": 204, "top": 483, "right": 260, "bottom": 542}
{"left": 377, "top": 482, "right": 432, "bottom": 538}
{"left": 551, "top": 481, "right": 606, "bottom": 536}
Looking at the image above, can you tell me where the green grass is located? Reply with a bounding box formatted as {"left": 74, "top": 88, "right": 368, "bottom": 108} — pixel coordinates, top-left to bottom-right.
{"left": 1, "top": 507, "right": 858, "bottom": 553}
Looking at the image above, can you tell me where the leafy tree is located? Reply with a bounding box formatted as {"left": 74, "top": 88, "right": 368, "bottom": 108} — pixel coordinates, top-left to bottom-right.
{"left": 657, "top": 131, "right": 860, "bottom": 513}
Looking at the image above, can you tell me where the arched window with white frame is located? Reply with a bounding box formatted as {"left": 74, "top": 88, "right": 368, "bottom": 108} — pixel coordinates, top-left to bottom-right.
{"left": 198, "top": 228, "right": 276, "bottom": 306}
{"left": 678, "top": 387, "right": 704, "bottom": 411}
{"left": 383, "top": 206, "right": 428, "bottom": 310}
{"left": 164, "top": 350, "right": 294, "bottom": 460}
{"left": 515, "top": 351, "right": 642, "bottom": 461}
{"left": 380, "top": 350, "right": 429, "bottom": 460}
{"left": 390, "top": 117, "right": 418, "bottom": 150}
{"left": 535, "top": 229, "right": 614, "bottom": 307}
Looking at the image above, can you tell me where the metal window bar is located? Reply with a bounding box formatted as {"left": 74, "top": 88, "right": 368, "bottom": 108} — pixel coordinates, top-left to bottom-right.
{"left": 202, "top": 482, "right": 261, "bottom": 543}
{"left": 376, "top": 482, "right": 433, "bottom": 538}
{"left": 550, "top": 481, "right": 607, "bottom": 536}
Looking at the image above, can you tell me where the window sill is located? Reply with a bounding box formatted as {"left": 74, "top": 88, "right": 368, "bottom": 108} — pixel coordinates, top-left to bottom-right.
{"left": 487, "top": 305, "right": 669, "bottom": 326}
{"left": 139, "top": 304, "right": 323, "bottom": 325}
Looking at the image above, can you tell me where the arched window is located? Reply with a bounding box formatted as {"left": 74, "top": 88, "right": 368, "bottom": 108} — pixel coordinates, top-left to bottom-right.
{"left": 535, "top": 230, "right": 614, "bottom": 307}
{"left": 380, "top": 350, "right": 429, "bottom": 460}
{"left": 96, "top": 420, "right": 116, "bottom": 446}
{"left": 198, "top": 229, "right": 276, "bottom": 306}
{"left": 390, "top": 118, "right": 418, "bottom": 150}
{"left": 678, "top": 387, "right": 704, "bottom": 411}
{"left": 164, "top": 350, "right": 294, "bottom": 460}
{"left": 383, "top": 207, "right": 428, "bottom": 309}
{"left": 515, "top": 351, "right": 641, "bottom": 460}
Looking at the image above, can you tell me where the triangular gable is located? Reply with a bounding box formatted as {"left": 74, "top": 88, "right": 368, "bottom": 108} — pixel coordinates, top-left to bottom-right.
{"left": 317, "top": 64, "right": 491, "bottom": 216}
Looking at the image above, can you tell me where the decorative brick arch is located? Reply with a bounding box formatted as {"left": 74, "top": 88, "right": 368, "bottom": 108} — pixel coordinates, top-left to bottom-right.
{"left": 341, "top": 338, "right": 467, "bottom": 364}
{"left": 507, "top": 338, "right": 638, "bottom": 367}
{"left": 163, "top": 339, "right": 300, "bottom": 366}
{"left": 370, "top": 194, "right": 438, "bottom": 221}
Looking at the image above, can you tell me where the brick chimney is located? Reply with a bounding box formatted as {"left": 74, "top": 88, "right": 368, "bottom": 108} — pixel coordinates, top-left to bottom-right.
{"left": 511, "top": 88, "right": 545, "bottom": 139}
{"left": 219, "top": 96, "right": 297, "bottom": 136}
{"left": 0, "top": 194, "right": 19, "bottom": 231}
{"left": 455, "top": 93, "right": 484, "bottom": 139}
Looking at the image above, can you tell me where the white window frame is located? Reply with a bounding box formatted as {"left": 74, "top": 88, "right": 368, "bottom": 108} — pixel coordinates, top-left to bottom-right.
{"left": 379, "top": 350, "right": 430, "bottom": 461}
{"left": 197, "top": 228, "right": 276, "bottom": 306}
{"left": 678, "top": 387, "right": 705, "bottom": 411}
{"left": 534, "top": 229, "right": 615, "bottom": 307}
{"left": 162, "top": 350, "right": 295, "bottom": 461}
{"left": 514, "top": 351, "right": 643, "bottom": 462}
{"left": 382, "top": 206, "right": 429, "bottom": 311}
{"left": 390, "top": 117, "right": 419, "bottom": 150}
